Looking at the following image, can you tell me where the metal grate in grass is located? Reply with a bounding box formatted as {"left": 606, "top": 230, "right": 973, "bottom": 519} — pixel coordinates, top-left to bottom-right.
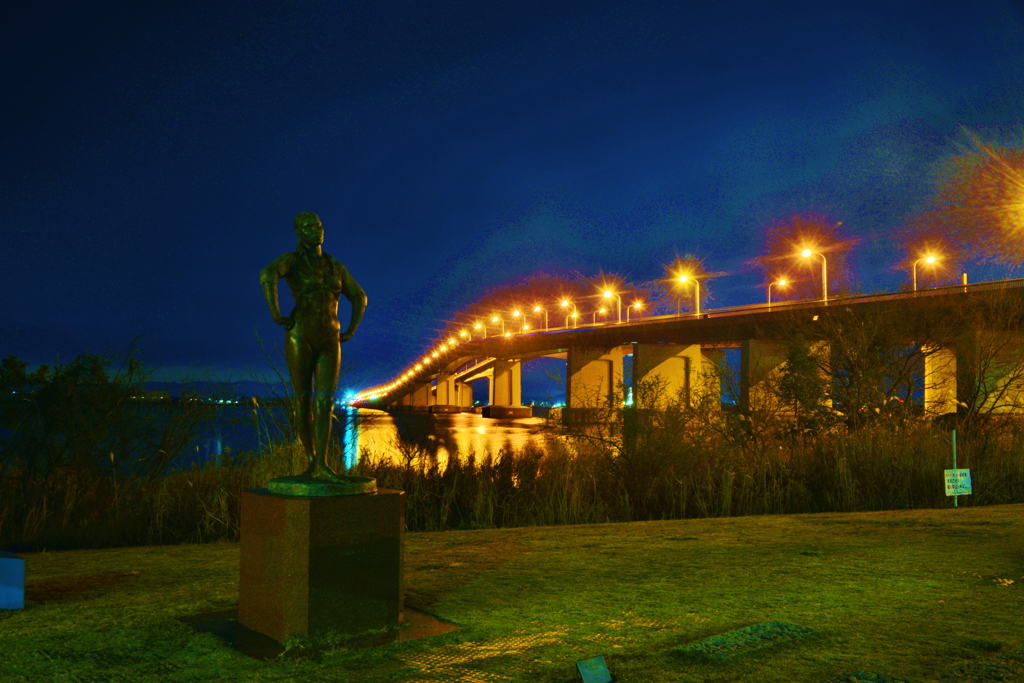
{"left": 401, "top": 629, "right": 567, "bottom": 681}
{"left": 673, "top": 620, "right": 815, "bottom": 660}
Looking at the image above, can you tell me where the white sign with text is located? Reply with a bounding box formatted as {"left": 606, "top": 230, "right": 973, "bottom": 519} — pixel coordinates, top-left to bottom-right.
{"left": 944, "top": 469, "right": 972, "bottom": 496}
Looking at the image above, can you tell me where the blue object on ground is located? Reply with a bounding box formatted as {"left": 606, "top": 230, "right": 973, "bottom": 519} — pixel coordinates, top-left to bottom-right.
{"left": 575, "top": 654, "right": 612, "bottom": 683}
{"left": 0, "top": 550, "right": 25, "bottom": 609}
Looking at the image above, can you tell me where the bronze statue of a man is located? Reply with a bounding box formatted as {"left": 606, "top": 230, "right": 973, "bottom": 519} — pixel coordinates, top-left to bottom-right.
{"left": 260, "top": 211, "right": 370, "bottom": 492}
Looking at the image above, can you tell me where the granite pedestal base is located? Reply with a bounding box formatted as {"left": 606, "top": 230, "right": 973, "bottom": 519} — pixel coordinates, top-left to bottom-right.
{"left": 239, "top": 488, "right": 404, "bottom": 643}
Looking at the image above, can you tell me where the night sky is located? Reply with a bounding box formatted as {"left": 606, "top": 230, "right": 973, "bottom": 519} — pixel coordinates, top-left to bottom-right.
{"left": 4, "top": 1, "right": 1024, "bottom": 400}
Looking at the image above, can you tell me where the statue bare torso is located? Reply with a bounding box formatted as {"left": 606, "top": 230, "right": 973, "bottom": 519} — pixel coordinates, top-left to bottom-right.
{"left": 260, "top": 212, "right": 366, "bottom": 483}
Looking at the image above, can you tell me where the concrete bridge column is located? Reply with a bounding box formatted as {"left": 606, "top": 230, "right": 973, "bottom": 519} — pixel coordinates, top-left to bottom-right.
{"left": 430, "top": 375, "right": 460, "bottom": 414}
{"left": 457, "top": 382, "right": 473, "bottom": 411}
{"left": 923, "top": 344, "right": 957, "bottom": 416}
{"left": 954, "top": 332, "right": 1024, "bottom": 414}
{"left": 409, "top": 383, "right": 431, "bottom": 412}
{"left": 567, "top": 346, "right": 624, "bottom": 412}
{"left": 483, "top": 359, "right": 531, "bottom": 418}
{"left": 632, "top": 343, "right": 721, "bottom": 409}
{"left": 740, "top": 339, "right": 831, "bottom": 414}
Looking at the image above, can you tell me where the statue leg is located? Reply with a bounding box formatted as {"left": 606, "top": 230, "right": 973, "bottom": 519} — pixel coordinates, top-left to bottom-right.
{"left": 285, "top": 332, "right": 316, "bottom": 473}
{"left": 309, "top": 340, "right": 342, "bottom": 480}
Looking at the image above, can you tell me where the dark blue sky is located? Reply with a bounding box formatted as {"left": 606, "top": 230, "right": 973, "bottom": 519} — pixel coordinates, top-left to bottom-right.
{"left": 3, "top": 0, "right": 1024, "bottom": 399}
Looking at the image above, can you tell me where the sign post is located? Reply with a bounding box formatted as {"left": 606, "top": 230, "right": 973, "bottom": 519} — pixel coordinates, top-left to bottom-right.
{"left": 944, "top": 430, "right": 972, "bottom": 507}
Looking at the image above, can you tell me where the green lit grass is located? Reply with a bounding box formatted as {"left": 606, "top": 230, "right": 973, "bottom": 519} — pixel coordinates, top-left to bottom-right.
{"left": 3, "top": 504, "right": 1022, "bottom": 682}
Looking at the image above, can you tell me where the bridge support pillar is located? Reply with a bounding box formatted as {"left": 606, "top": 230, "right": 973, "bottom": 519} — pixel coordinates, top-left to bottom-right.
{"left": 457, "top": 382, "right": 473, "bottom": 411}
{"left": 632, "top": 343, "right": 720, "bottom": 408}
{"left": 923, "top": 344, "right": 957, "bottom": 417}
{"left": 566, "top": 346, "right": 623, "bottom": 420}
{"left": 430, "top": 375, "right": 461, "bottom": 414}
{"left": 409, "top": 383, "right": 431, "bottom": 412}
{"left": 483, "top": 359, "right": 530, "bottom": 418}
{"left": 953, "top": 332, "right": 1024, "bottom": 414}
{"left": 741, "top": 339, "right": 831, "bottom": 414}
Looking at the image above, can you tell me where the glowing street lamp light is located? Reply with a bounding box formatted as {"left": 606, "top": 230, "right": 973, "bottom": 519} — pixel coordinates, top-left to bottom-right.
{"left": 603, "top": 290, "right": 622, "bottom": 323}
{"left": 491, "top": 315, "right": 505, "bottom": 334}
{"left": 533, "top": 305, "right": 548, "bottom": 331}
{"left": 561, "top": 300, "right": 578, "bottom": 329}
{"left": 678, "top": 275, "right": 701, "bottom": 316}
{"left": 768, "top": 279, "right": 787, "bottom": 310}
{"left": 627, "top": 301, "right": 642, "bottom": 322}
{"left": 593, "top": 307, "right": 607, "bottom": 324}
{"left": 912, "top": 255, "right": 937, "bottom": 292}
{"left": 801, "top": 249, "right": 827, "bottom": 302}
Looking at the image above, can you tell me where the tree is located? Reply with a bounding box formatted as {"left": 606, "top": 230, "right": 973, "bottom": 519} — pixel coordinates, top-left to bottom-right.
{"left": 778, "top": 334, "right": 836, "bottom": 437}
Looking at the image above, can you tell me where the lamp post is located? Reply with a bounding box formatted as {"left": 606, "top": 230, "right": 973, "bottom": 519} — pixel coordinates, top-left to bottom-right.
{"left": 593, "top": 307, "right": 607, "bottom": 324}
{"left": 561, "top": 300, "right": 577, "bottom": 329}
{"left": 678, "top": 275, "right": 701, "bottom": 316}
{"left": 801, "top": 249, "right": 827, "bottom": 302}
{"left": 768, "top": 279, "right": 787, "bottom": 310}
{"left": 473, "top": 322, "right": 485, "bottom": 339}
{"left": 491, "top": 315, "right": 504, "bottom": 334}
{"left": 533, "top": 305, "right": 548, "bottom": 331}
{"left": 627, "top": 301, "right": 642, "bottom": 322}
{"left": 603, "top": 290, "right": 622, "bottom": 323}
{"left": 912, "top": 255, "right": 936, "bottom": 292}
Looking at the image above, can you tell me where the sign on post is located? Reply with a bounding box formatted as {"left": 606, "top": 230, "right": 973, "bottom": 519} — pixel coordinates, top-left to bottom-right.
{"left": 944, "top": 469, "right": 972, "bottom": 496}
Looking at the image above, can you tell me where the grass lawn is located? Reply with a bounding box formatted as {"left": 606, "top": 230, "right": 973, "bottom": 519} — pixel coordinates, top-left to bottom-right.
{"left": 2, "top": 504, "right": 1022, "bottom": 682}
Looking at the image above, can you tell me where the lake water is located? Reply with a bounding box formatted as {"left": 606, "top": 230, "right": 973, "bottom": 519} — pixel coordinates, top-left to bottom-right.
{"left": 176, "top": 407, "right": 554, "bottom": 473}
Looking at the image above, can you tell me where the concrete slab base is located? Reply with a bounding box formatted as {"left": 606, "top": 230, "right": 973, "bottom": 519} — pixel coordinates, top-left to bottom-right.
{"left": 481, "top": 405, "right": 533, "bottom": 419}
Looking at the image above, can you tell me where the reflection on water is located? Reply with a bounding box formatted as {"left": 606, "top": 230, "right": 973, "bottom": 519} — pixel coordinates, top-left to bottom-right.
{"left": 335, "top": 409, "right": 553, "bottom": 471}
{"left": 178, "top": 407, "right": 553, "bottom": 474}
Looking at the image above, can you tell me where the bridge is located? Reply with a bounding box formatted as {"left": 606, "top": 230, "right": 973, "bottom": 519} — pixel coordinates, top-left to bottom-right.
{"left": 353, "top": 278, "right": 1024, "bottom": 419}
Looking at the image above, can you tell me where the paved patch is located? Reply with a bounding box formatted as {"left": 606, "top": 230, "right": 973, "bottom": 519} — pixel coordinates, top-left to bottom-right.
{"left": 673, "top": 620, "right": 815, "bottom": 660}
{"left": 820, "top": 672, "right": 919, "bottom": 683}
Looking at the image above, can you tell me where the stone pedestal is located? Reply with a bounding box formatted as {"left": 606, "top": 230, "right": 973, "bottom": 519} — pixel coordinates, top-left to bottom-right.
{"left": 239, "top": 488, "right": 405, "bottom": 643}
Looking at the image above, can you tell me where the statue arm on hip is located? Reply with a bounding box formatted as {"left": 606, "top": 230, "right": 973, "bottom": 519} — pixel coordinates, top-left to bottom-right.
{"left": 260, "top": 252, "right": 296, "bottom": 330}
{"left": 339, "top": 263, "right": 367, "bottom": 343}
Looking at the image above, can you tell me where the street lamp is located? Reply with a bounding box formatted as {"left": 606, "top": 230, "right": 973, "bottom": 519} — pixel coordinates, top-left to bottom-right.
{"left": 491, "top": 315, "right": 505, "bottom": 334}
{"left": 603, "top": 290, "right": 622, "bottom": 323}
{"left": 768, "top": 279, "right": 787, "bottom": 310}
{"left": 593, "top": 307, "right": 607, "bottom": 324}
{"left": 533, "top": 305, "right": 548, "bottom": 331}
{"left": 912, "top": 255, "right": 937, "bottom": 292}
{"left": 627, "top": 301, "right": 642, "bottom": 322}
{"left": 678, "top": 275, "right": 701, "bottom": 316}
{"left": 801, "top": 249, "right": 827, "bottom": 302}
{"left": 473, "top": 322, "right": 485, "bottom": 339}
{"left": 561, "top": 300, "right": 578, "bottom": 329}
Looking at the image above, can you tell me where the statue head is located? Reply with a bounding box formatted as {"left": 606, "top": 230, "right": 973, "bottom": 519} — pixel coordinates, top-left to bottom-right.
{"left": 294, "top": 211, "right": 324, "bottom": 249}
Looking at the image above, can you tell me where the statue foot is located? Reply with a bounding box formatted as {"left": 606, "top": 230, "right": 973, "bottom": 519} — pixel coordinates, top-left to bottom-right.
{"left": 300, "top": 461, "right": 347, "bottom": 483}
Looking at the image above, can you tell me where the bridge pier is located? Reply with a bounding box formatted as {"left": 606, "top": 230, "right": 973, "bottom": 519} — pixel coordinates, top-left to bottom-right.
{"left": 430, "top": 374, "right": 461, "bottom": 414}
{"left": 408, "top": 383, "right": 431, "bottom": 412}
{"left": 740, "top": 339, "right": 831, "bottom": 414}
{"left": 457, "top": 381, "right": 473, "bottom": 411}
{"left": 954, "top": 332, "right": 1024, "bottom": 414}
{"left": 632, "top": 343, "right": 721, "bottom": 408}
{"left": 483, "top": 359, "right": 531, "bottom": 418}
{"left": 923, "top": 344, "right": 957, "bottom": 416}
{"left": 566, "top": 346, "right": 623, "bottom": 418}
